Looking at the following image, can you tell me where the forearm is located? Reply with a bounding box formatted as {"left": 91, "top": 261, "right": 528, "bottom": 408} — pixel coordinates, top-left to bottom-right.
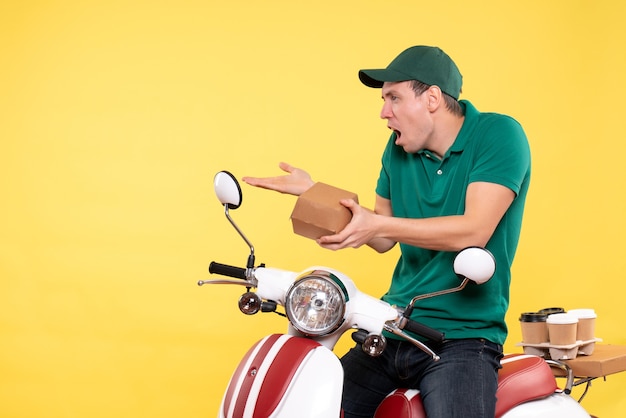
{"left": 367, "top": 236, "right": 397, "bottom": 253}
{"left": 370, "top": 183, "right": 515, "bottom": 252}
{"left": 372, "top": 213, "right": 492, "bottom": 252}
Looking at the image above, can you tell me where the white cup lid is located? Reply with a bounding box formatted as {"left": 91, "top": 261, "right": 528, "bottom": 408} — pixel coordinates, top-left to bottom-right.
{"left": 547, "top": 313, "right": 578, "bottom": 324}
{"left": 568, "top": 309, "right": 597, "bottom": 319}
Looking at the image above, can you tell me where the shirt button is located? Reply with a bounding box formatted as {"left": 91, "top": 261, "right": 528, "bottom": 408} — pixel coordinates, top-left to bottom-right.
{"left": 437, "top": 169, "right": 443, "bottom": 175}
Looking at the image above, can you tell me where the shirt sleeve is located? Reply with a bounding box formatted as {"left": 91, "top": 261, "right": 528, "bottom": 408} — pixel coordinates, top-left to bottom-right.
{"left": 468, "top": 115, "right": 531, "bottom": 196}
{"left": 375, "top": 133, "right": 396, "bottom": 199}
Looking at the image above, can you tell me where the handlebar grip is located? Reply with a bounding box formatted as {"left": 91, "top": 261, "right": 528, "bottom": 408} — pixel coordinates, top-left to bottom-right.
{"left": 208, "top": 262, "right": 247, "bottom": 280}
{"left": 403, "top": 319, "right": 445, "bottom": 343}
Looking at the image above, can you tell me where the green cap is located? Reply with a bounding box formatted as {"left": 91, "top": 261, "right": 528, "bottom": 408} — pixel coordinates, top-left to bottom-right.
{"left": 358, "top": 46, "right": 463, "bottom": 99}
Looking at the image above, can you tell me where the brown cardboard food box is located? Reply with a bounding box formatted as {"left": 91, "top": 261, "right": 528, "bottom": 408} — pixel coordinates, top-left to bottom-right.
{"left": 290, "top": 182, "right": 358, "bottom": 240}
{"left": 557, "top": 345, "right": 626, "bottom": 378}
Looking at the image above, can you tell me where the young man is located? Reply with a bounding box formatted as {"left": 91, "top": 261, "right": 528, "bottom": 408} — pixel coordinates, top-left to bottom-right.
{"left": 243, "top": 45, "right": 531, "bottom": 418}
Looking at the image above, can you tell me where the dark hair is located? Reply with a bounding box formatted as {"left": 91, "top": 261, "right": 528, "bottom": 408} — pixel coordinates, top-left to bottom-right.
{"left": 410, "top": 80, "right": 464, "bottom": 116}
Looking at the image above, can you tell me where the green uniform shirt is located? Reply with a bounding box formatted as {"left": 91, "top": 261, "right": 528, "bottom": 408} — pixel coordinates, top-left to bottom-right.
{"left": 376, "top": 100, "right": 531, "bottom": 345}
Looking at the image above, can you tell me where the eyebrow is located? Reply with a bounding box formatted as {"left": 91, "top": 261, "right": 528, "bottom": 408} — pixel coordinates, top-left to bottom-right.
{"left": 381, "top": 88, "right": 400, "bottom": 99}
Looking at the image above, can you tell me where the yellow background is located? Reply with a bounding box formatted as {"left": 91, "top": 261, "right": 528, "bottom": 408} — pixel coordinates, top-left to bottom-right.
{"left": 1, "top": 0, "right": 625, "bottom": 416}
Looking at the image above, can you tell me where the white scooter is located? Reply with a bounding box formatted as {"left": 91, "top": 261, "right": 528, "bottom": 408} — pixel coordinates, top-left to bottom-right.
{"left": 199, "top": 171, "right": 591, "bottom": 418}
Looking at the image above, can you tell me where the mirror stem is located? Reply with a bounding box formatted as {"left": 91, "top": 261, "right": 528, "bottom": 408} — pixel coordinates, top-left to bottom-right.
{"left": 403, "top": 278, "right": 469, "bottom": 318}
{"left": 224, "top": 204, "right": 255, "bottom": 268}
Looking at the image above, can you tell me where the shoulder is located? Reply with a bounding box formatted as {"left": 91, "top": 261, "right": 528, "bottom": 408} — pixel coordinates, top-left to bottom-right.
{"left": 462, "top": 100, "right": 526, "bottom": 139}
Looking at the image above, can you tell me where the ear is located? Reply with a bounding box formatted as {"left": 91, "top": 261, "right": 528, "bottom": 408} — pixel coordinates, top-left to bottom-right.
{"left": 425, "top": 86, "right": 444, "bottom": 111}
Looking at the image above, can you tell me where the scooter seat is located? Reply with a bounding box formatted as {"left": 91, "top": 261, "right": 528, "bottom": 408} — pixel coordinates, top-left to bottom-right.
{"left": 374, "top": 388, "right": 426, "bottom": 418}
{"left": 495, "top": 353, "right": 558, "bottom": 416}
{"left": 374, "top": 353, "right": 558, "bottom": 418}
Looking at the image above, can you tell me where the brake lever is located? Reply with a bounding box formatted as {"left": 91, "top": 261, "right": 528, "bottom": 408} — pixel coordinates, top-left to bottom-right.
{"left": 384, "top": 323, "right": 441, "bottom": 361}
{"left": 197, "top": 279, "right": 256, "bottom": 287}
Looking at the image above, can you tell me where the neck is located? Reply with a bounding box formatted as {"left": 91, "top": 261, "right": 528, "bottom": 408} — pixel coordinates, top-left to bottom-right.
{"left": 429, "top": 113, "right": 465, "bottom": 158}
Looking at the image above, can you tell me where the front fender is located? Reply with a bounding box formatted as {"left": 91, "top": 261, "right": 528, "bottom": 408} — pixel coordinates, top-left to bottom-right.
{"left": 219, "top": 334, "right": 343, "bottom": 418}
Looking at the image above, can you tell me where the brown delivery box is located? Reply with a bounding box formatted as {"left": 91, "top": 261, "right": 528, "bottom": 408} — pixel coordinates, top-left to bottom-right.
{"left": 558, "top": 344, "right": 626, "bottom": 378}
{"left": 291, "top": 182, "right": 358, "bottom": 240}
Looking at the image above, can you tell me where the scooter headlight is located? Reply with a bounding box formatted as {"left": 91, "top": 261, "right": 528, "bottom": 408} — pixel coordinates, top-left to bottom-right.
{"left": 285, "top": 270, "right": 347, "bottom": 336}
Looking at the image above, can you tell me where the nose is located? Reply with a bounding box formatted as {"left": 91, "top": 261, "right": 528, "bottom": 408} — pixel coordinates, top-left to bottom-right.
{"left": 380, "top": 100, "right": 392, "bottom": 119}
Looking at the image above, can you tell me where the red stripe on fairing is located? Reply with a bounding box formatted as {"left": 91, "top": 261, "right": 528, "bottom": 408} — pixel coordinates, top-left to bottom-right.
{"left": 253, "top": 337, "right": 322, "bottom": 418}
{"left": 222, "top": 334, "right": 282, "bottom": 417}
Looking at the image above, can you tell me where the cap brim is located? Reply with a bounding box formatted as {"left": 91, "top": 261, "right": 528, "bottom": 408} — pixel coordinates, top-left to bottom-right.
{"left": 358, "top": 69, "right": 411, "bottom": 88}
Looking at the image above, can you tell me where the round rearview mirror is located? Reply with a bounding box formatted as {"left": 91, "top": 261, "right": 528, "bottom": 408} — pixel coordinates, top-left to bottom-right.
{"left": 453, "top": 247, "right": 495, "bottom": 285}
{"left": 214, "top": 171, "right": 242, "bottom": 209}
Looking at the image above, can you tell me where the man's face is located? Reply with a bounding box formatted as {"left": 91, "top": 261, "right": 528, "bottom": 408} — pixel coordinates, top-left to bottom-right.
{"left": 380, "top": 81, "right": 432, "bottom": 154}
